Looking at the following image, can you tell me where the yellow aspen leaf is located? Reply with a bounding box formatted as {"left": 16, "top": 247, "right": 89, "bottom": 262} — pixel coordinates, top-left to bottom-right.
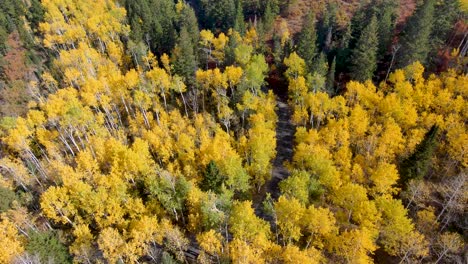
{"left": 0, "top": 217, "right": 24, "bottom": 263}
{"left": 275, "top": 196, "right": 305, "bottom": 243}
{"left": 197, "top": 230, "right": 223, "bottom": 256}
{"left": 98, "top": 227, "right": 125, "bottom": 263}
{"left": 281, "top": 244, "right": 322, "bottom": 264}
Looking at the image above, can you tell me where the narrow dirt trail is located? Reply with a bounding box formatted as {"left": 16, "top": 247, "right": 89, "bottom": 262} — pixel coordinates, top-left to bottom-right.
{"left": 254, "top": 99, "right": 295, "bottom": 219}
{"left": 184, "top": 99, "right": 295, "bottom": 262}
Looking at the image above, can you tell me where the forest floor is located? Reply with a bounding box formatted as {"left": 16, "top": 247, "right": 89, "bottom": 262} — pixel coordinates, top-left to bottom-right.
{"left": 253, "top": 98, "right": 295, "bottom": 221}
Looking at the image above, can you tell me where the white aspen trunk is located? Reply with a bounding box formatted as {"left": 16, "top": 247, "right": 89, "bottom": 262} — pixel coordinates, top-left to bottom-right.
{"left": 25, "top": 149, "right": 47, "bottom": 180}
{"left": 436, "top": 175, "right": 465, "bottom": 223}
{"left": 161, "top": 90, "right": 167, "bottom": 110}
{"left": 140, "top": 106, "right": 150, "bottom": 129}
{"left": 57, "top": 129, "right": 76, "bottom": 156}
{"left": 386, "top": 45, "right": 401, "bottom": 82}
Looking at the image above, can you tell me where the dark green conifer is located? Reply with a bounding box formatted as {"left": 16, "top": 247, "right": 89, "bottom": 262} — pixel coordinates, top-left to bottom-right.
{"left": 179, "top": 4, "right": 200, "bottom": 52}
{"left": 429, "top": 0, "right": 461, "bottom": 66}
{"left": 201, "top": 161, "right": 224, "bottom": 194}
{"left": 172, "top": 27, "right": 197, "bottom": 84}
{"left": 399, "top": 125, "right": 439, "bottom": 188}
{"left": 326, "top": 56, "right": 336, "bottom": 95}
{"left": 317, "top": 2, "right": 337, "bottom": 52}
{"left": 263, "top": 0, "right": 279, "bottom": 33}
{"left": 26, "top": 231, "right": 72, "bottom": 264}
{"left": 234, "top": 0, "right": 246, "bottom": 35}
{"left": 27, "top": 0, "right": 45, "bottom": 30}
{"left": 313, "top": 52, "right": 329, "bottom": 77}
{"left": 349, "top": 15, "right": 379, "bottom": 82}
{"left": 297, "top": 11, "right": 318, "bottom": 73}
{"left": 0, "top": 186, "right": 16, "bottom": 213}
{"left": 335, "top": 23, "right": 352, "bottom": 73}
{"left": 273, "top": 34, "right": 283, "bottom": 66}
{"left": 376, "top": 1, "right": 397, "bottom": 59}
{"left": 200, "top": 0, "right": 236, "bottom": 31}
{"left": 397, "top": 0, "right": 436, "bottom": 67}
{"left": 124, "top": 0, "right": 177, "bottom": 55}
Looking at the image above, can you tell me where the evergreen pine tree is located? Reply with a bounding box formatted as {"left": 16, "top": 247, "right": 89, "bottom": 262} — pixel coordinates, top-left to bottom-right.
{"left": 0, "top": 0, "right": 27, "bottom": 53}
{"left": 256, "top": 19, "right": 266, "bottom": 51}
{"left": 27, "top": 0, "right": 45, "bottom": 29}
{"left": 349, "top": 15, "right": 379, "bottom": 82}
{"left": 312, "top": 52, "right": 328, "bottom": 76}
{"left": 335, "top": 23, "right": 352, "bottom": 73}
{"left": 161, "top": 252, "right": 178, "bottom": 264}
{"left": 345, "top": 2, "right": 373, "bottom": 68}
{"left": 269, "top": 0, "right": 280, "bottom": 15}
{"left": 0, "top": 186, "right": 16, "bottom": 213}
{"left": 201, "top": 161, "right": 224, "bottom": 193}
{"left": 376, "top": 1, "right": 397, "bottom": 59}
{"left": 263, "top": 0, "right": 278, "bottom": 33}
{"left": 124, "top": 0, "right": 177, "bottom": 55}
{"left": 273, "top": 34, "right": 283, "bottom": 66}
{"left": 431, "top": 0, "right": 460, "bottom": 49}
{"left": 234, "top": 0, "right": 246, "bottom": 35}
{"left": 326, "top": 56, "right": 336, "bottom": 95}
{"left": 399, "top": 125, "right": 439, "bottom": 188}
{"left": 200, "top": 0, "right": 237, "bottom": 31}
{"left": 242, "top": 0, "right": 261, "bottom": 17}
{"left": 225, "top": 31, "right": 240, "bottom": 65}
{"left": 179, "top": 4, "right": 200, "bottom": 52}
{"left": 297, "top": 11, "right": 318, "bottom": 73}
{"left": 307, "top": 52, "right": 328, "bottom": 93}
{"left": 348, "top": 2, "right": 368, "bottom": 44}
{"left": 397, "top": 0, "right": 436, "bottom": 67}
{"left": 26, "top": 231, "right": 72, "bottom": 264}
{"left": 317, "top": 2, "right": 337, "bottom": 52}
{"left": 428, "top": 0, "right": 461, "bottom": 68}
{"left": 172, "top": 26, "right": 197, "bottom": 84}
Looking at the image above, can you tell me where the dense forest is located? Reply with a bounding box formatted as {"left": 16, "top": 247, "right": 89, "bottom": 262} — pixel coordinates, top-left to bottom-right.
{"left": 0, "top": 0, "right": 466, "bottom": 263}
